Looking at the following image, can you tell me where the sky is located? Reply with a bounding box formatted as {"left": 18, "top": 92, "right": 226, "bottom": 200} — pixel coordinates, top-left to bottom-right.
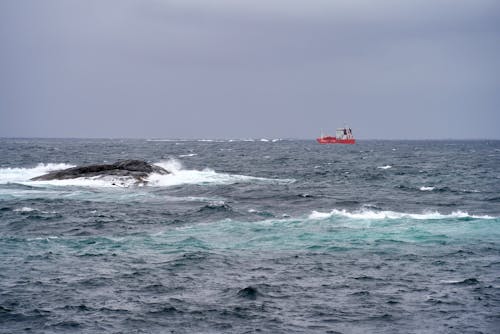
{"left": 0, "top": 0, "right": 499, "bottom": 139}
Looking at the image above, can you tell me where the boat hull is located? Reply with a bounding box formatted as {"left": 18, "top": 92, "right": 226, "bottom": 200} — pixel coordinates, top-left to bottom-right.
{"left": 316, "top": 137, "right": 355, "bottom": 144}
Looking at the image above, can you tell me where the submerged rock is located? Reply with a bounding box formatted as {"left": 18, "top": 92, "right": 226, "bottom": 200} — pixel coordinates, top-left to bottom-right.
{"left": 30, "top": 160, "right": 168, "bottom": 183}
{"left": 237, "top": 286, "right": 259, "bottom": 300}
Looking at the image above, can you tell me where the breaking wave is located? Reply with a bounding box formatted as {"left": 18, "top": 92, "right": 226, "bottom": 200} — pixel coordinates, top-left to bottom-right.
{"left": 308, "top": 209, "right": 495, "bottom": 220}
{"left": 0, "top": 163, "right": 75, "bottom": 184}
{"left": 0, "top": 159, "right": 294, "bottom": 188}
{"left": 147, "top": 159, "right": 294, "bottom": 187}
{"left": 14, "top": 206, "right": 36, "bottom": 212}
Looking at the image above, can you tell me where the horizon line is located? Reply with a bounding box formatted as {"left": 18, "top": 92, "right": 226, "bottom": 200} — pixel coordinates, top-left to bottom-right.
{"left": 1, "top": 136, "right": 499, "bottom": 141}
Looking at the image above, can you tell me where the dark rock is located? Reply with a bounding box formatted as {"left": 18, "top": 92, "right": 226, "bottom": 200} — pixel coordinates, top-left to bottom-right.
{"left": 237, "top": 286, "right": 259, "bottom": 300}
{"left": 30, "top": 160, "right": 168, "bottom": 184}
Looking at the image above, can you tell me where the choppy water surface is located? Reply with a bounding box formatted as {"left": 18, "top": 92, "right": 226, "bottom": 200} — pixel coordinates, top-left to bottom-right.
{"left": 1, "top": 139, "right": 499, "bottom": 333}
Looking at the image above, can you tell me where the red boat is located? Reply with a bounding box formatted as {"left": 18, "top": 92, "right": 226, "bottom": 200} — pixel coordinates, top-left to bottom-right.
{"left": 317, "top": 127, "right": 355, "bottom": 144}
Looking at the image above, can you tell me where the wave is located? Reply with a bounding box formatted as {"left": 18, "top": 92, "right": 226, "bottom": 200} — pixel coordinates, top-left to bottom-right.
{"left": 33, "top": 176, "right": 138, "bottom": 188}
{"left": 14, "top": 207, "right": 499, "bottom": 253}
{"left": 14, "top": 206, "right": 36, "bottom": 212}
{"left": 13, "top": 206, "right": 58, "bottom": 214}
{"left": 0, "top": 163, "right": 75, "bottom": 184}
{"left": 0, "top": 159, "right": 294, "bottom": 188}
{"left": 377, "top": 165, "right": 392, "bottom": 170}
{"left": 0, "top": 163, "right": 137, "bottom": 188}
{"left": 145, "top": 159, "right": 294, "bottom": 187}
{"left": 144, "top": 208, "right": 499, "bottom": 252}
{"left": 308, "top": 209, "right": 495, "bottom": 220}
{"left": 197, "top": 201, "right": 233, "bottom": 213}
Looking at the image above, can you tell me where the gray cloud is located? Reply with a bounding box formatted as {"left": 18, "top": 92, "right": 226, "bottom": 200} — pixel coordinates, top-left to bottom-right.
{"left": 1, "top": 0, "right": 499, "bottom": 139}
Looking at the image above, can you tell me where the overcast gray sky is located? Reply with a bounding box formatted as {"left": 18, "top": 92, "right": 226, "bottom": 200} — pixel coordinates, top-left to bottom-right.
{"left": 1, "top": 0, "right": 499, "bottom": 139}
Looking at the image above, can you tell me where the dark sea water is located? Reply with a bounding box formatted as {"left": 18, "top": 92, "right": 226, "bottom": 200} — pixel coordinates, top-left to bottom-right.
{"left": 0, "top": 138, "right": 499, "bottom": 333}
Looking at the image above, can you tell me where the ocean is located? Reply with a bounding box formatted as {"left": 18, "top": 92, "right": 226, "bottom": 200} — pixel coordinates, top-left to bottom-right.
{"left": 0, "top": 138, "right": 499, "bottom": 333}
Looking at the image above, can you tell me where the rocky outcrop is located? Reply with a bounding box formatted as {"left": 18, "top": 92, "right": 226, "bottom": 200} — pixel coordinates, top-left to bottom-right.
{"left": 31, "top": 160, "right": 168, "bottom": 183}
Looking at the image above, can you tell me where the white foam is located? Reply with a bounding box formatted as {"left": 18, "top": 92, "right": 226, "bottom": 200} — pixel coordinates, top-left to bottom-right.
{"left": 420, "top": 186, "right": 435, "bottom": 191}
{"left": 308, "top": 211, "right": 333, "bottom": 219}
{"left": 27, "top": 236, "right": 59, "bottom": 241}
{"left": 32, "top": 176, "right": 137, "bottom": 188}
{"left": 148, "top": 159, "right": 294, "bottom": 187}
{"left": 207, "top": 200, "right": 226, "bottom": 207}
{"left": 0, "top": 163, "right": 75, "bottom": 184}
{"left": 308, "top": 209, "right": 495, "bottom": 220}
{"left": 179, "top": 153, "right": 197, "bottom": 157}
{"left": 378, "top": 165, "right": 392, "bottom": 170}
{"left": 462, "top": 189, "right": 480, "bottom": 193}
{"left": 0, "top": 162, "right": 141, "bottom": 188}
{"left": 14, "top": 207, "right": 36, "bottom": 212}
{"left": 439, "top": 280, "right": 462, "bottom": 284}
{"left": 197, "top": 139, "right": 227, "bottom": 142}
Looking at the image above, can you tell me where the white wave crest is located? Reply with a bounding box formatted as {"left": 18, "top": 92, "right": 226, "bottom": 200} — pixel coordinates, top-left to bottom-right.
{"left": 14, "top": 206, "right": 58, "bottom": 214}
{"left": 420, "top": 186, "right": 435, "bottom": 191}
{"left": 0, "top": 163, "right": 75, "bottom": 184}
{"left": 378, "top": 165, "right": 392, "bottom": 170}
{"left": 308, "top": 209, "right": 495, "bottom": 220}
{"left": 14, "top": 206, "right": 36, "bottom": 212}
{"left": 147, "top": 159, "right": 294, "bottom": 187}
{"left": 308, "top": 211, "right": 333, "bottom": 219}
{"left": 32, "top": 176, "right": 138, "bottom": 188}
